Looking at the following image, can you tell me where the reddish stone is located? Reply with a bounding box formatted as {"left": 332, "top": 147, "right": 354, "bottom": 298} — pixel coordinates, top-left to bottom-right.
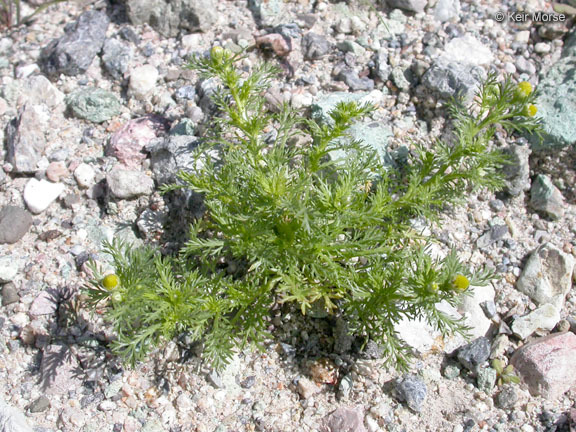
{"left": 320, "top": 406, "right": 367, "bottom": 432}
{"left": 256, "top": 33, "right": 292, "bottom": 57}
{"left": 46, "top": 161, "right": 68, "bottom": 182}
{"left": 511, "top": 332, "right": 576, "bottom": 399}
{"left": 107, "top": 115, "right": 168, "bottom": 168}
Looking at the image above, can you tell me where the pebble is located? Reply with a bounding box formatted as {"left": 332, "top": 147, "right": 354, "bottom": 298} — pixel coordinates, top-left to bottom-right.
{"left": 512, "top": 304, "right": 560, "bottom": 340}
{"left": 494, "top": 385, "right": 518, "bottom": 410}
{"left": 0, "top": 206, "right": 33, "bottom": 244}
{"left": 476, "top": 367, "right": 497, "bottom": 393}
{"left": 66, "top": 88, "right": 123, "bottom": 123}
{"left": 443, "top": 364, "right": 461, "bottom": 380}
{"left": 74, "top": 163, "right": 96, "bottom": 188}
{"left": 102, "top": 38, "right": 133, "bottom": 80}
{"left": 0, "top": 399, "right": 34, "bottom": 432}
{"left": 395, "top": 374, "right": 427, "bottom": 412}
{"left": 297, "top": 377, "right": 320, "bottom": 399}
{"left": 511, "top": 332, "right": 576, "bottom": 399}
{"left": 1, "top": 282, "right": 20, "bottom": 306}
{"left": 387, "top": 0, "right": 427, "bottom": 13}
{"left": 0, "top": 257, "right": 19, "bottom": 283}
{"left": 530, "top": 174, "right": 565, "bottom": 220}
{"left": 255, "top": 34, "right": 291, "bottom": 57}
{"left": 320, "top": 406, "right": 367, "bottom": 432}
{"left": 46, "top": 161, "right": 68, "bottom": 182}
{"left": 23, "top": 178, "right": 65, "bottom": 214}
{"left": 6, "top": 103, "right": 49, "bottom": 173}
{"left": 106, "top": 168, "right": 154, "bottom": 199}
{"left": 457, "top": 337, "right": 491, "bottom": 372}
{"left": 128, "top": 65, "right": 159, "bottom": 100}
{"left": 302, "top": 32, "right": 330, "bottom": 60}
{"left": 29, "top": 395, "right": 51, "bottom": 413}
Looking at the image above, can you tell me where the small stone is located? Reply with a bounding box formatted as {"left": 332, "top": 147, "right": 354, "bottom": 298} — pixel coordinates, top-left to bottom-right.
{"left": 494, "top": 385, "right": 518, "bottom": 410}
{"left": 555, "top": 319, "right": 571, "bottom": 333}
{"left": 302, "top": 33, "right": 330, "bottom": 60}
{"left": 98, "top": 400, "right": 116, "bottom": 411}
{"left": 434, "top": 0, "right": 460, "bottom": 22}
{"left": 248, "top": 0, "right": 286, "bottom": 27}
{"left": 511, "top": 332, "right": 576, "bottom": 399}
{"left": 102, "top": 38, "right": 133, "bottom": 80}
{"left": 0, "top": 206, "right": 33, "bottom": 244}
{"left": 19, "top": 75, "right": 65, "bottom": 108}
{"left": 1, "top": 283, "right": 20, "bottom": 306}
{"left": 46, "top": 161, "right": 68, "bottom": 182}
{"left": 440, "top": 35, "right": 493, "bottom": 66}
{"left": 422, "top": 60, "right": 485, "bottom": 102}
{"left": 40, "top": 10, "right": 109, "bottom": 77}
{"left": 6, "top": 104, "right": 49, "bottom": 173}
{"left": 29, "top": 290, "right": 58, "bottom": 316}
{"left": 476, "top": 224, "right": 508, "bottom": 249}
{"left": 337, "top": 374, "right": 354, "bottom": 399}
{"left": 29, "top": 395, "right": 51, "bottom": 413}
{"left": 395, "top": 374, "right": 427, "bottom": 412}
{"left": 335, "top": 67, "right": 374, "bottom": 92}
{"left": 256, "top": 34, "right": 291, "bottom": 56}
{"left": 530, "top": 174, "right": 565, "bottom": 220}
{"left": 391, "top": 67, "right": 411, "bottom": 91}
{"left": 476, "top": 367, "right": 497, "bottom": 393}
{"left": 320, "top": 406, "right": 367, "bottom": 432}
{"left": 443, "top": 364, "right": 461, "bottom": 380}
{"left": 0, "top": 257, "right": 19, "bottom": 283}
{"left": 512, "top": 304, "right": 560, "bottom": 340}
{"left": 128, "top": 65, "right": 159, "bottom": 100}
{"left": 0, "top": 399, "right": 34, "bottom": 432}
{"left": 297, "top": 377, "right": 320, "bottom": 399}
{"left": 534, "top": 42, "right": 551, "bottom": 54}
{"left": 106, "top": 168, "right": 154, "bottom": 199}
{"left": 136, "top": 208, "right": 168, "bottom": 238}
{"left": 372, "top": 49, "right": 390, "bottom": 82}
{"left": 23, "top": 178, "right": 65, "bottom": 214}
{"left": 148, "top": 135, "right": 201, "bottom": 185}
{"left": 457, "top": 337, "right": 491, "bottom": 372}
{"left": 107, "top": 115, "right": 168, "bottom": 168}
{"left": 516, "top": 243, "right": 575, "bottom": 310}
{"left": 387, "top": 0, "right": 427, "bottom": 13}
{"left": 74, "top": 163, "right": 96, "bottom": 188}
{"left": 240, "top": 376, "right": 256, "bottom": 389}
{"left": 66, "top": 88, "right": 122, "bottom": 123}
{"left": 480, "top": 300, "right": 498, "bottom": 319}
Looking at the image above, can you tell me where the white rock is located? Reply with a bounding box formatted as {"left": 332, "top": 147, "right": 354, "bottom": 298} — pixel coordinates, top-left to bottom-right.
{"left": 97, "top": 401, "right": 116, "bottom": 411}
{"left": 440, "top": 34, "right": 494, "bottom": 66}
{"left": 74, "top": 163, "right": 96, "bottom": 188}
{"left": 19, "top": 75, "right": 65, "bottom": 108}
{"left": 456, "top": 284, "right": 495, "bottom": 339}
{"left": 512, "top": 304, "right": 560, "bottom": 340}
{"left": 129, "top": 65, "right": 159, "bottom": 100}
{"left": 23, "top": 178, "right": 64, "bottom": 214}
{"left": 515, "top": 31, "right": 530, "bottom": 44}
{"left": 181, "top": 33, "right": 203, "bottom": 52}
{"left": 106, "top": 168, "right": 154, "bottom": 199}
{"left": 0, "top": 256, "right": 19, "bottom": 283}
{"left": 434, "top": 0, "right": 460, "bottom": 22}
{"left": 0, "top": 398, "right": 34, "bottom": 432}
{"left": 534, "top": 42, "right": 551, "bottom": 54}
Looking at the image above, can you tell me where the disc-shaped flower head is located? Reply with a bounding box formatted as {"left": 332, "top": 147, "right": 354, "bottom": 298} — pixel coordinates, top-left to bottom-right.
{"left": 523, "top": 104, "right": 537, "bottom": 117}
{"left": 102, "top": 273, "right": 120, "bottom": 290}
{"left": 516, "top": 81, "right": 533, "bottom": 99}
{"left": 450, "top": 274, "right": 470, "bottom": 292}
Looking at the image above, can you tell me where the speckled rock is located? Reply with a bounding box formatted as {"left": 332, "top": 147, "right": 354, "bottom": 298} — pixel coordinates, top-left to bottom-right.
{"left": 147, "top": 135, "right": 201, "bottom": 185}
{"left": 422, "top": 60, "right": 486, "bottom": 101}
{"left": 395, "top": 375, "right": 427, "bottom": 412}
{"left": 6, "top": 104, "right": 49, "bottom": 173}
{"left": 320, "top": 406, "right": 367, "bottom": 432}
{"left": 40, "top": 10, "right": 109, "bottom": 77}
{"left": 530, "top": 174, "right": 565, "bottom": 220}
{"left": 128, "top": 65, "right": 159, "bottom": 100}
{"left": 457, "top": 337, "right": 491, "bottom": 372}
{"left": 66, "top": 88, "right": 122, "bottom": 123}
{"left": 511, "top": 332, "right": 576, "bottom": 399}
{"left": 101, "top": 38, "right": 133, "bottom": 80}
{"left": 0, "top": 206, "right": 33, "bottom": 244}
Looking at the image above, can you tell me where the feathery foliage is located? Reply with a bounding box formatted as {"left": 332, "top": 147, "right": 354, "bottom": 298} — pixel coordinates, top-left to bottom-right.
{"left": 86, "top": 48, "right": 542, "bottom": 370}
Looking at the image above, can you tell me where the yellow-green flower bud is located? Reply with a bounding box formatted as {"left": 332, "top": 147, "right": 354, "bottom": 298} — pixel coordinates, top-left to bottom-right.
{"left": 427, "top": 282, "right": 439, "bottom": 294}
{"left": 523, "top": 104, "right": 537, "bottom": 117}
{"left": 210, "top": 46, "right": 230, "bottom": 64}
{"left": 450, "top": 274, "right": 469, "bottom": 292}
{"left": 102, "top": 274, "right": 120, "bottom": 290}
{"left": 516, "top": 81, "right": 533, "bottom": 99}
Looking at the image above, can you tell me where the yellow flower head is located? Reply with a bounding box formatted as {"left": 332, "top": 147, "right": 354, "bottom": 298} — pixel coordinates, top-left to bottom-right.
{"left": 516, "top": 81, "right": 533, "bottom": 98}
{"left": 451, "top": 274, "right": 470, "bottom": 292}
{"left": 102, "top": 274, "right": 120, "bottom": 290}
{"left": 210, "top": 46, "right": 230, "bottom": 64}
{"left": 524, "top": 104, "right": 537, "bottom": 117}
{"left": 427, "top": 282, "right": 439, "bottom": 294}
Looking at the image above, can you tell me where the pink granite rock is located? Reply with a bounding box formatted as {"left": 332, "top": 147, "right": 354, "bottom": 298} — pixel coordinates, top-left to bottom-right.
{"left": 511, "top": 332, "right": 576, "bottom": 399}
{"left": 320, "top": 406, "right": 367, "bottom": 432}
{"left": 107, "top": 115, "right": 168, "bottom": 168}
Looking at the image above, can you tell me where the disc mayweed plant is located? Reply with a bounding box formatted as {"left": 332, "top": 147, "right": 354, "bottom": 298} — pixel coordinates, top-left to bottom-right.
{"left": 86, "top": 48, "right": 542, "bottom": 370}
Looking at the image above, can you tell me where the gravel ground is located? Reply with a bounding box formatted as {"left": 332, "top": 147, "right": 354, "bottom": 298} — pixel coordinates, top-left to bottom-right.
{"left": 0, "top": 0, "right": 575, "bottom": 431}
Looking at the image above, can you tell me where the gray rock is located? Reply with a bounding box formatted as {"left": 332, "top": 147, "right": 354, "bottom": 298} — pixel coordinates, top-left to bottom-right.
{"left": 1, "top": 283, "right": 19, "bottom": 306}
{"left": 434, "top": 0, "right": 460, "bottom": 22}
{"left": 530, "top": 49, "right": 576, "bottom": 149}
{"left": 422, "top": 60, "right": 485, "bottom": 102}
{"left": 169, "top": 118, "right": 195, "bottom": 136}
{"left": 372, "top": 49, "right": 390, "bottom": 82}
{"left": 495, "top": 385, "right": 518, "bottom": 410}
{"left": 511, "top": 304, "right": 560, "bottom": 340}
{"left": 333, "top": 317, "right": 353, "bottom": 354}
{"left": 515, "top": 56, "right": 536, "bottom": 75}
{"left": 335, "top": 67, "right": 375, "bottom": 92}
{"left": 457, "top": 337, "right": 490, "bottom": 372}
{"left": 395, "top": 374, "right": 427, "bottom": 412}
{"left": 40, "top": 10, "right": 109, "bottom": 77}
{"left": 387, "top": 0, "right": 427, "bottom": 13}
{"left": 101, "top": 38, "right": 133, "bottom": 80}
{"left": 0, "top": 206, "right": 33, "bottom": 244}
{"left": 107, "top": 168, "right": 154, "bottom": 199}
{"left": 476, "top": 367, "right": 497, "bottom": 393}
{"left": 321, "top": 406, "right": 367, "bottom": 432}
{"left": 502, "top": 143, "right": 531, "bottom": 196}
{"left": 391, "top": 67, "right": 411, "bottom": 91}
{"left": 248, "top": 0, "right": 286, "bottom": 27}
{"left": 207, "top": 370, "right": 224, "bottom": 388}
{"left": 476, "top": 224, "right": 508, "bottom": 249}
{"left": 516, "top": 243, "right": 575, "bottom": 310}
{"left": 0, "top": 398, "right": 34, "bottom": 432}
{"left": 66, "top": 88, "right": 122, "bottom": 123}
{"left": 6, "top": 104, "right": 48, "bottom": 173}
{"left": 302, "top": 32, "right": 330, "bottom": 60}
{"left": 530, "top": 174, "right": 565, "bottom": 220}
{"left": 337, "top": 374, "right": 354, "bottom": 399}
{"left": 29, "top": 395, "right": 51, "bottom": 413}
{"left": 148, "top": 135, "right": 201, "bottom": 185}
{"left": 126, "top": 0, "right": 218, "bottom": 37}
{"left": 19, "top": 75, "right": 65, "bottom": 108}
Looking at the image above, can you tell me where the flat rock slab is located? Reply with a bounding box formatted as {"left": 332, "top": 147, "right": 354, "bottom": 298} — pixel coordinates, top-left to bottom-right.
{"left": 511, "top": 332, "right": 576, "bottom": 399}
{"left": 40, "top": 344, "right": 83, "bottom": 396}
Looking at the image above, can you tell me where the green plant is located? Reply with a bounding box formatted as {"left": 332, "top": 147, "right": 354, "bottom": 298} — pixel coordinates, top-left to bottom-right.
{"left": 0, "top": 0, "right": 67, "bottom": 29}
{"left": 86, "top": 48, "right": 542, "bottom": 371}
{"left": 492, "top": 358, "right": 521, "bottom": 386}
